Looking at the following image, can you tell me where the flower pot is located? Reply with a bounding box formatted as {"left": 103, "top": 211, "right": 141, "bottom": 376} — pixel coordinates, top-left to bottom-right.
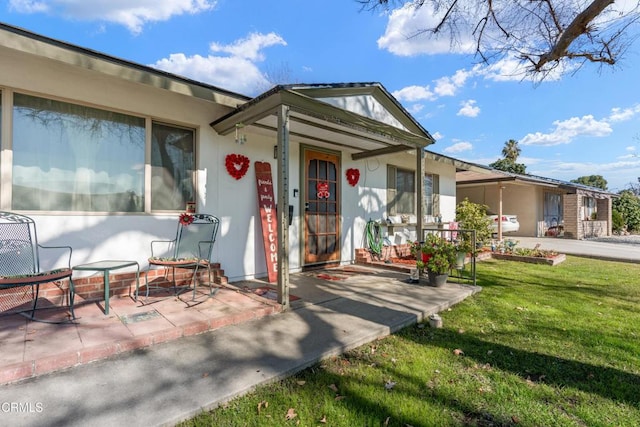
{"left": 427, "top": 271, "right": 448, "bottom": 287}
{"left": 455, "top": 251, "right": 466, "bottom": 270}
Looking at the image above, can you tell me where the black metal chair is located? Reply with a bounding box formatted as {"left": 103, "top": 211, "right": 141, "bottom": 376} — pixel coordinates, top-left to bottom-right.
{"left": 0, "top": 211, "right": 75, "bottom": 322}
{"left": 140, "top": 213, "right": 220, "bottom": 302}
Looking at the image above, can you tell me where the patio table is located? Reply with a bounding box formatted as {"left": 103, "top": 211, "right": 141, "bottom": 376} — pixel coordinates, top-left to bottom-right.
{"left": 72, "top": 260, "right": 139, "bottom": 315}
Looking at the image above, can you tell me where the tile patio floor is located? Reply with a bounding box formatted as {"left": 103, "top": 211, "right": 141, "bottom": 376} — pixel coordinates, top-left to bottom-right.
{"left": 0, "top": 283, "right": 284, "bottom": 385}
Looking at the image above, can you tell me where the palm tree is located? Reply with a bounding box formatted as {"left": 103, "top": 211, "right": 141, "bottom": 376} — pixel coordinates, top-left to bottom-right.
{"left": 501, "top": 139, "right": 521, "bottom": 162}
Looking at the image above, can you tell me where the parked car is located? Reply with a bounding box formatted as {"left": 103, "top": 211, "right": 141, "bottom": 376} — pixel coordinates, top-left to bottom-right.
{"left": 487, "top": 213, "right": 520, "bottom": 234}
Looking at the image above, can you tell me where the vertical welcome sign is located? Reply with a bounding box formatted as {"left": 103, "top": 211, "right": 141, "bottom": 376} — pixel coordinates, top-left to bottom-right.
{"left": 255, "top": 161, "right": 278, "bottom": 283}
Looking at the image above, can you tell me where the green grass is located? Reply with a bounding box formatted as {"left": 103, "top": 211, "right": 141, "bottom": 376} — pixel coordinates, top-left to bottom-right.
{"left": 181, "top": 256, "right": 640, "bottom": 427}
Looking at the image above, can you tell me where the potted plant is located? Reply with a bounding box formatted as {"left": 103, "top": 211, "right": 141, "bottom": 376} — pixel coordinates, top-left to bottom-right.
{"left": 454, "top": 238, "right": 473, "bottom": 270}
{"left": 424, "top": 234, "right": 457, "bottom": 287}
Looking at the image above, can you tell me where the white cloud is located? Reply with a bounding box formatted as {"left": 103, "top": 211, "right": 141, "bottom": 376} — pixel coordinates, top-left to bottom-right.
{"left": 433, "top": 69, "right": 471, "bottom": 96}
{"left": 521, "top": 115, "right": 612, "bottom": 146}
{"left": 209, "top": 32, "right": 286, "bottom": 61}
{"left": 377, "top": 2, "right": 475, "bottom": 56}
{"left": 626, "top": 146, "right": 637, "bottom": 152}
{"left": 392, "top": 85, "right": 436, "bottom": 102}
{"left": 443, "top": 141, "right": 472, "bottom": 154}
{"left": 608, "top": 105, "right": 640, "bottom": 122}
{"left": 9, "top": 0, "right": 48, "bottom": 13}
{"left": 9, "top": 0, "right": 216, "bottom": 34}
{"left": 151, "top": 32, "right": 285, "bottom": 96}
{"left": 407, "top": 104, "right": 424, "bottom": 115}
{"left": 430, "top": 131, "right": 443, "bottom": 141}
{"left": 457, "top": 100, "right": 480, "bottom": 117}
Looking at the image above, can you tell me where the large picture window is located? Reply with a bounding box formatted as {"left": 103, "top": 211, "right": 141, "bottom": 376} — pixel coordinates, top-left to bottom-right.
{"left": 10, "top": 93, "right": 195, "bottom": 213}
{"left": 12, "top": 93, "right": 145, "bottom": 212}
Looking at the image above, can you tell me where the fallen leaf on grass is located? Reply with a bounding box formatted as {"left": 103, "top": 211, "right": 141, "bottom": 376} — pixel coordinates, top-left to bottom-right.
{"left": 257, "top": 400, "right": 268, "bottom": 414}
{"left": 384, "top": 380, "right": 396, "bottom": 390}
{"left": 319, "top": 415, "right": 327, "bottom": 423}
{"left": 285, "top": 408, "right": 297, "bottom": 420}
{"left": 384, "top": 416, "right": 391, "bottom": 426}
{"left": 453, "top": 349, "right": 464, "bottom": 356}
{"left": 334, "top": 395, "right": 346, "bottom": 401}
{"left": 296, "top": 380, "right": 306, "bottom": 386}
{"left": 328, "top": 383, "right": 339, "bottom": 393}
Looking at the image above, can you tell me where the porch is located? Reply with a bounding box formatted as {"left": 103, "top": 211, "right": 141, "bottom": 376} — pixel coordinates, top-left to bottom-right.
{"left": 0, "top": 264, "right": 481, "bottom": 387}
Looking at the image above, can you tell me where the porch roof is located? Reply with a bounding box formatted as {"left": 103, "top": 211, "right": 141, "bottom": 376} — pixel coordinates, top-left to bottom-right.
{"left": 210, "top": 83, "right": 435, "bottom": 160}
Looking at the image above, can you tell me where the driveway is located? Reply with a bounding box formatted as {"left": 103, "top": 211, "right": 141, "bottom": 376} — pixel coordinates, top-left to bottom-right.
{"left": 510, "top": 235, "right": 640, "bottom": 263}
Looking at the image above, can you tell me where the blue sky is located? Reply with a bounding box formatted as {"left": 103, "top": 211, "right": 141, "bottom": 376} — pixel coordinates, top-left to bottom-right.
{"left": 2, "top": 0, "right": 640, "bottom": 192}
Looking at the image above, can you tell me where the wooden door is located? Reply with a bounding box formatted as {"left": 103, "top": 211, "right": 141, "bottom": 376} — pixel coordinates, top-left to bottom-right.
{"left": 304, "top": 149, "right": 340, "bottom": 265}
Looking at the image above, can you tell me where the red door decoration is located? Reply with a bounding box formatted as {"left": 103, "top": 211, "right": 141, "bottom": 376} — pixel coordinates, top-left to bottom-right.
{"left": 316, "top": 181, "right": 330, "bottom": 199}
{"left": 225, "top": 154, "right": 250, "bottom": 180}
{"left": 346, "top": 168, "right": 360, "bottom": 186}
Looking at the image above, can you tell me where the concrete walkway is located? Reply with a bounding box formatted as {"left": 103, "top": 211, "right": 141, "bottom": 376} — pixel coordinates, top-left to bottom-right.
{"left": 0, "top": 265, "right": 480, "bottom": 427}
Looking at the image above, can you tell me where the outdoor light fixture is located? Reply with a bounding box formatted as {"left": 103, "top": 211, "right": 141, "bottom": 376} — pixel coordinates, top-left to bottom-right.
{"left": 235, "top": 123, "right": 246, "bottom": 144}
{"left": 273, "top": 145, "right": 278, "bottom": 159}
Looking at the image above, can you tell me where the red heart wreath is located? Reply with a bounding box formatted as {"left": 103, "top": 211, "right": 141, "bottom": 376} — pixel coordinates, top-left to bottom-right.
{"left": 346, "top": 168, "right": 360, "bottom": 187}
{"left": 225, "top": 153, "right": 250, "bottom": 180}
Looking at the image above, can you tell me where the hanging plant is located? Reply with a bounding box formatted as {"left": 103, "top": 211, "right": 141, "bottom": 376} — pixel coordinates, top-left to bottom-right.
{"left": 225, "top": 153, "right": 250, "bottom": 180}
{"left": 346, "top": 168, "right": 360, "bottom": 186}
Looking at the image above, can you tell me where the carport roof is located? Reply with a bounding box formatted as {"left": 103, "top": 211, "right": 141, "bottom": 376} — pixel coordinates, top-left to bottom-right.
{"left": 210, "top": 83, "right": 436, "bottom": 160}
{"left": 444, "top": 153, "right": 617, "bottom": 197}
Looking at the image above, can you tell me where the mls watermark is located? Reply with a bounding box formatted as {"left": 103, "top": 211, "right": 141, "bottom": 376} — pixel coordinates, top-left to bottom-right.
{"left": 1, "top": 401, "right": 44, "bottom": 413}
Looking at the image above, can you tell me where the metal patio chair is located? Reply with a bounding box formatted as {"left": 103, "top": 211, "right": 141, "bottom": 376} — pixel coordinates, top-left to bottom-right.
{"left": 140, "top": 213, "right": 220, "bottom": 302}
{"left": 0, "top": 211, "right": 75, "bottom": 322}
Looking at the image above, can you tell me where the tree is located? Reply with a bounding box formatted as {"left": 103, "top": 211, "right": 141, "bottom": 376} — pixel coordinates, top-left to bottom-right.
{"left": 488, "top": 158, "right": 527, "bottom": 174}
{"left": 501, "top": 139, "right": 521, "bottom": 162}
{"left": 613, "top": 190, "right": 640, "bottom": 232}
{"left": 489, "top": 139, "right": 527, "bottom": 174}
{"left": 570, "top": 175, "right": 608, "bottom": 190}
{"left": 358, "top": 1, "right": 640, "bottom": 79}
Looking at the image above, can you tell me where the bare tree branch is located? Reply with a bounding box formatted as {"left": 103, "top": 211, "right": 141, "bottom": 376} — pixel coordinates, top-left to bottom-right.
{"left": 357, "top": 0, "right": 640, "bottom": 79}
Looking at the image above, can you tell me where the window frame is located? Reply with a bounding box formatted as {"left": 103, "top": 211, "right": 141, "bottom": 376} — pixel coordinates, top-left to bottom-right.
{"left": 424, "top": 173, "right": 440, "bottom": 217}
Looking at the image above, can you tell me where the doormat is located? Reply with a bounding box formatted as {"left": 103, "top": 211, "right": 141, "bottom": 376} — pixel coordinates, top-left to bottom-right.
{"left": 119, "top": 309, "right": 161, "bottom": 324}
{"left": 314, "top": 273, "right": 348, "bottom": 281}
{"left": 252, "top": 287, "right": 300, "bottom": 302}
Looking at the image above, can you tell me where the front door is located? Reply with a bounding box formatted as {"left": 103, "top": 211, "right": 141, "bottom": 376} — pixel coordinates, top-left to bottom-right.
{"left": 304, "top": 149, "right": 341, "bottom": 265}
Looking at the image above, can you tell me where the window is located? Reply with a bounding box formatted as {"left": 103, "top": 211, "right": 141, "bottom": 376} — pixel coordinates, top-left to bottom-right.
{"left": 151, "top": 123, "right": 195, "bottom": 211}
{"left": 10, "top": 92, "right": 195, "bottom": 213}
{"left": 583, "top": 196, "right": 597, "bottom": 220}
{"left": 424, "top": 173, "right": 440, "bottom": 216}
{"left": 387, "top": 165, "right": 415, "bottom": 215}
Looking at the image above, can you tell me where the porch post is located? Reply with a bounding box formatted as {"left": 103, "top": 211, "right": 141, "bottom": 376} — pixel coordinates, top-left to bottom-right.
{"left": 416, "top": 147, "right": 424, "bottom": 241}
{"left": 276, "top": 105, "right": 290, "bottom": 309}
{"left": 497, "top": 184, "right": 504, "bottom": 241}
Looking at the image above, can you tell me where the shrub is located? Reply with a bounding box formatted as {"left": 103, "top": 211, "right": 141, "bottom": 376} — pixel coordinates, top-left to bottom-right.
{"left": 612, "top": 209, "right": 625, "bottom": 234}
{"left": 613, "top": 191, "right": 640, "bottom": 232}
{"left": 455, "top": 198, "right": 493, "bottom": 244}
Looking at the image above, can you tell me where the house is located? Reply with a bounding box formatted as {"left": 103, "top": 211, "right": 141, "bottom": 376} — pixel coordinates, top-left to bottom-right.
{"left": 0, "top": 23, "right": 436, "bottom": 308}
{"left": 454, "top": 161, "right": 615, "bottom": 240}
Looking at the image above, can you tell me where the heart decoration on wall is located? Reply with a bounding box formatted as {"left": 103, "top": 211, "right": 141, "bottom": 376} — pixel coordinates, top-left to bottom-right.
{"left": 346, "top": 168, "right": 360, "bottom": 187}
{"left": 225, "top": 153, "right": 250, "bottom": 180}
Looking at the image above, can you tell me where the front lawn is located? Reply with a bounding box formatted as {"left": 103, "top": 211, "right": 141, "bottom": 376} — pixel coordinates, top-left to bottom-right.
{"left": 181, "top": 256, "right": 640, "bottom": 427}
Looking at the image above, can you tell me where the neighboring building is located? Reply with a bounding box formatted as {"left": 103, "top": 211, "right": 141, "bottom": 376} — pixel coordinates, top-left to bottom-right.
{"left": 455, "top": 163, "right": 615, "bottom": 240}
{"left": 0, "top": 23, "right": 436, "bottom": 304}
